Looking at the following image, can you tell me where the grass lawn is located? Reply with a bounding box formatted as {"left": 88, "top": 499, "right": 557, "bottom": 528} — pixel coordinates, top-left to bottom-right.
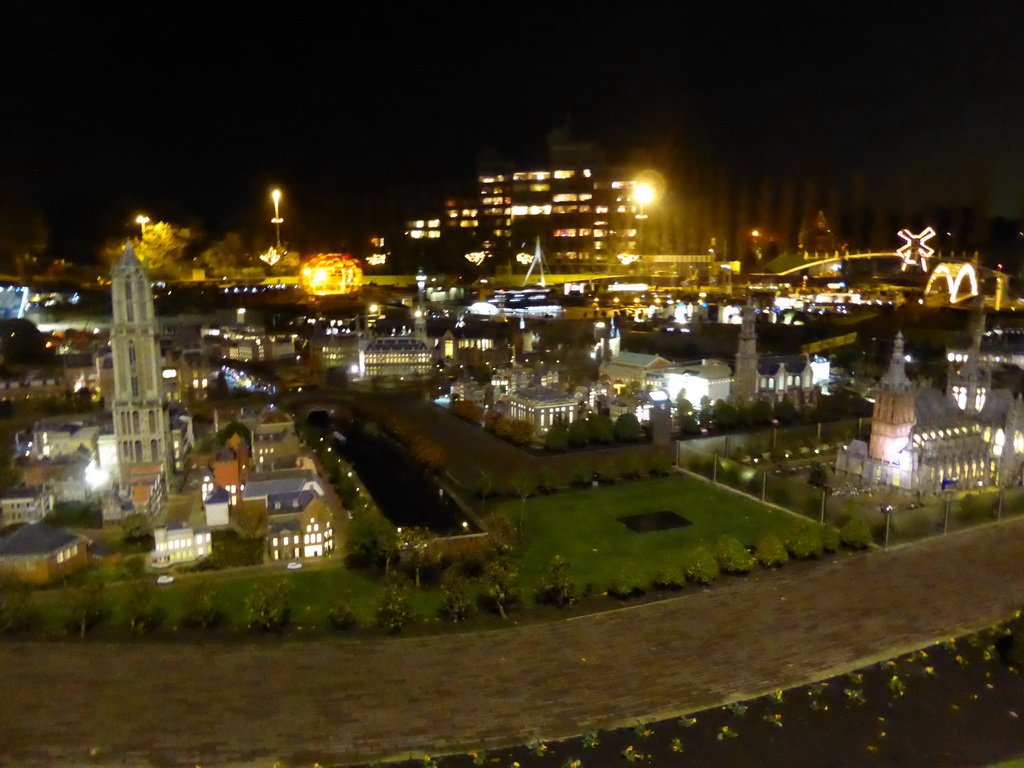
{"left": 502, "top": 474, "right": 808, "bottom": 591}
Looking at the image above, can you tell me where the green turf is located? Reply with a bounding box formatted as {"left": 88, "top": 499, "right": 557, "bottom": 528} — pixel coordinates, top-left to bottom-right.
{"left": 500, "top": 474, "right": 805, "bottom": 591}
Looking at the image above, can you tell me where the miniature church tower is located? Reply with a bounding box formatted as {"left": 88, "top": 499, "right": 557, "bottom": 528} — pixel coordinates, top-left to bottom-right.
{"left": 110, "top": 242, "right": 171, "bottom": 481}
{"left": 947, "top": 297, "right": 990, "bottom": 413}
{"left": 868, "top": 332, "right": 916, "bottom": 463}
{"left": 732, "top": 302, "right": 758, "bottom": 404}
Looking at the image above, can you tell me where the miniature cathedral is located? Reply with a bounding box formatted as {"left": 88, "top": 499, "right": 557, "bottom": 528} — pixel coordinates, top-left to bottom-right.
{"left": 837, "top": 303, "right": 1024, "bottom": 491}
{"left": 110, "top": 242, "right": 172, "bottom": 481}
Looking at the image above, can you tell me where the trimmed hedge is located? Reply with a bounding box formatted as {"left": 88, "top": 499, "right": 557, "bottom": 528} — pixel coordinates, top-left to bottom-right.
{"left": 754, "top": 534, "right": 789, "bottom": 568}
{"left": 684, "top": 546, "right": 720, "bottom": 585}
{"left": 840, "top": 516, "right": 873, "bottom": 549}
{"left": 785, "top": 525, "right": 824, "bottom": 560}
{"left": 715, "top": 535, "right": 755, "bottom": 574}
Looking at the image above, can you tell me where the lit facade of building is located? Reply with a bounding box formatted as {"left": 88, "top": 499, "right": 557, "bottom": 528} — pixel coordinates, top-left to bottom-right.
{"left": 151, "top": 523, "right": 212, "bottom": 568}
{"left": 405, "top": 133, "right": 647, "bottom": 272}
{"left": 360, "top": 337, "right": 432, "bottom": 379}
{"left": 506, "top": 386, "right": 578, "bottom": 436}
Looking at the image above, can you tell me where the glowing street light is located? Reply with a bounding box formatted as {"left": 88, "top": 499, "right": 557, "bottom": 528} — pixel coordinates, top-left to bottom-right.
{"left": 271, "top": 189, "right": 284, "bottom": 249}
{"left": 634, "top": 183, "right": 655, "bottom": 207}
{"left": 135, "top": 215, "right": 150, "bottom": 235}
{"left": 633, "top": 180, "right": 658, "bottom": 256}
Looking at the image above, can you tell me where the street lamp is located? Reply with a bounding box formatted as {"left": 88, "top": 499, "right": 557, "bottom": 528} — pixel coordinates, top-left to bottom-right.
{"left": 135, "top": 215, "right": 150, "bottom": 236}
{"left": 271, "top": 189, "right": 284, "bottom": 249}
{"left": 633, "top": 182, "right": 656, "bottom": 257}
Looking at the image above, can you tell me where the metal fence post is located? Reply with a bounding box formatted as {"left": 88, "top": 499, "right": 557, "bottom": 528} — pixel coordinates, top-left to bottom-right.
{"left": 712, "top": 453, "right": 718, "bottom": 484}
{"left": 998, "top": 487, "right": 1004, "bottom": 521}
{"left": 761, "top": 471, "right": 767, "bottom": 501}
{"left": 819, "top": 490, "right": 826, "bottom": 524}
{"left": 943, "top": 498, "right": 950, "bottom": 534}
{"left": 884, "top": 510, "right": 891, "bottom": 548}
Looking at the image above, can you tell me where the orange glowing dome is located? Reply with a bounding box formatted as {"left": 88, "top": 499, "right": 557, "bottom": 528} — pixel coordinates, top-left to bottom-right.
{"left": 299, "top": 253, "right": 363, "bottom": 296}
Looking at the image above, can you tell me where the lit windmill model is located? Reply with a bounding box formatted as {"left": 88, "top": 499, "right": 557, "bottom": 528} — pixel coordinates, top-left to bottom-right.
{"left": 896, "top": 227, "right": 936, "bottom": 272}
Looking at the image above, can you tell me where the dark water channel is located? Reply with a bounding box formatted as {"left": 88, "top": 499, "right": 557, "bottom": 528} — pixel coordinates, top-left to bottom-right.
{"left": 326, "top": 419, "right": 474, "bottom": 536}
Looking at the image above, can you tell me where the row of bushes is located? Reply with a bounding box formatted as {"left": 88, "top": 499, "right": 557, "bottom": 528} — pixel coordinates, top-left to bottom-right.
{"left": 477, "top": 451, "right": 674, "bottom": 499}
{"left": 354, "top": 401, "right": 448, "bottom": 471}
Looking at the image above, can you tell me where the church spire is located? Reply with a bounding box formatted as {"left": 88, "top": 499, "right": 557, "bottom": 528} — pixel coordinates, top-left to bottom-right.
{"left": 882, "top": 331, "right": 909, "bottom": 388}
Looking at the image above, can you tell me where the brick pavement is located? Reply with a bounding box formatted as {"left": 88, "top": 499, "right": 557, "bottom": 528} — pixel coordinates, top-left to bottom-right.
{"left": 3, "top": 519, "right": 1024, "bottom": 767}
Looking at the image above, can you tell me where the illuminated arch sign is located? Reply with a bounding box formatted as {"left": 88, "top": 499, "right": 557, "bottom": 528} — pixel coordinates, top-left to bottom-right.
{"left": 897, "top": 227, "right": 936, "bottom": 272}
{"left": 924, "top": 262, "right": 978, "bottom": 303}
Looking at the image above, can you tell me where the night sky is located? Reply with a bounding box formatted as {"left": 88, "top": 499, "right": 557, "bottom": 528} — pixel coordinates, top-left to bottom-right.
{"left": 3, "top": 2, "right": 1023, "bottom": 257}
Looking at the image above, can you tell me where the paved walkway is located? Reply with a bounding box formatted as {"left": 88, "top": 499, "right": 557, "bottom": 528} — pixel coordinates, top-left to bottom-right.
{"left": 4, "top": 519, "right": 1024, "bottom": 767}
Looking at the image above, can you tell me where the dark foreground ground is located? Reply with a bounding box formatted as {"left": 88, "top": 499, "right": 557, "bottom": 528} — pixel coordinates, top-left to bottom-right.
{"left": 3, "top": 518, "right": 1024, "bottom": 767}
{"left": 368, "top": 629, "right": 1024, "bottom": 767}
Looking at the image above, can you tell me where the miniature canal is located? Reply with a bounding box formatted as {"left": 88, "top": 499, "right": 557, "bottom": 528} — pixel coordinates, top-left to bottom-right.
{"left": 317, "top": 416, "right": 477, "bottom": 536}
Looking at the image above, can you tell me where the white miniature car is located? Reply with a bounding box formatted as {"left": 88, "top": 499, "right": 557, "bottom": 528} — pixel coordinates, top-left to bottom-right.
{"left": 286, "top": 561, "right": 303, "bottom": 571}
{"left": 156, "top": 575, "right": 174, "bottom": 585}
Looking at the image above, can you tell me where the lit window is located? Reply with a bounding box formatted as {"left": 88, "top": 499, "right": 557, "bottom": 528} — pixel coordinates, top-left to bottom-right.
{"left": 553, "top": 170, "right": 575, "bottom": 179}
{"left": 529, "top": 183, "right": 550, "bottom": 192}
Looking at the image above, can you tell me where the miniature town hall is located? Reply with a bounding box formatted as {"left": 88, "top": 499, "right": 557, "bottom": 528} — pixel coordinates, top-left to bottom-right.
{"left": 838, "top": 305, "right": 1024, "bottom": 491}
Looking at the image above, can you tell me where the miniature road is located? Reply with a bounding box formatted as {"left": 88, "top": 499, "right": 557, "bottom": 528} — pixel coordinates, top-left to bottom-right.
{"left": 3, "top": 518, "right": 1024, "bottom": 767}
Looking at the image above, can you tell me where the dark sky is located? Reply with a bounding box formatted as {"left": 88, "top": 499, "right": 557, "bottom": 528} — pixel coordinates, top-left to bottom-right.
{"left": 3, "top": 2, "right": 1023, "bottom": 257}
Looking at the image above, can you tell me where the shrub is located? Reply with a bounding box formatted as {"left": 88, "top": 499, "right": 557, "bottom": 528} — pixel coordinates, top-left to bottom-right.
{"left": 376, "top": 582, "right": 411, "bottom": 634}
{"left": 245, "top": 579, "right": 292, "bottom": 632}
{"left": 66, "top": 581, "right": 105, "bottom": 637}
{"left": 481, "top": 558, "right": 520, "bottom": 618}
{"left": 652, "top": 564, "right": 686, "bottom": 590}
{"left": 596, "top": 459, "right": 621, "bottom": 483}
{"left": 327, "top": 588, "right": 358, "bottom": 630}
{"left": 614, "top": 413, "right": 642, "bottom": 442}
{"left": 820, "top": 524, "right": 841, "bottom": 553}
{"left": 648, "top": 451, "right": 673, "bottom": 476}
{"left": 536, "top": 555, "right": 578, "bottom": 607}
{"left": 570, "top": 462, "right": 592, "bottom": 487}
{"left": 181, "top": 578, "right": 222, "bottom": 629}
{"left": 754, "top": 534, "right": 789, "bottom": 568}
{"left": 684, "top": 547, "right": 720, "bottom": 585}
{"left": 715, "top": 535, "right": 755, "bottom": 574}
{"left": 839, "top": 516, "right": 873, "bottom": 550}
{"left": 545, "top": 423, "right": 569, "bottom": 452}
{"left": 567, "top": 419, "right": 591, "bottom": 447}
{"left": 785, "top": 525, "right": 824, "bottom": 560}
{"left": 439, "top": 569, "right": 473, "bottom": 623}
{"left": 537, "top": 467, "right": 559, "bottom": 493}
{"left": 622, "top": 454, "right": 645, "bottom": 480}
{"left": 608, "top": 563, "right": 647, "bottom": 598}
{"left": 124, "top": 579, "right": 162, "bottom": 635}
{"left": 588, "top": 415, "right": 615, "bottom": 444}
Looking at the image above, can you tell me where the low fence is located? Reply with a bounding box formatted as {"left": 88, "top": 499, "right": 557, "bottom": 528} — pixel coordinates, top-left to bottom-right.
{"left": 677, "top": 444, "right": 1024, "bottom": 546}
{"left": 680, "top": 418, "right": 870, "bottom": 459}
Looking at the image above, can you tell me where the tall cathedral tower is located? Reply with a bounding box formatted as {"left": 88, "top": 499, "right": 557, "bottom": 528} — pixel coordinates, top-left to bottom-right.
{"left": 868, "top": 332, "right": 916, "bottom": 463}
{"left": 111, "top": 243, "right": 171, "bottom": 480}
{"left": 947, "top": 297, "right": 990, "bottom": 413}
{"left": 732, "top": 302, "right": 758, "bottom": 404}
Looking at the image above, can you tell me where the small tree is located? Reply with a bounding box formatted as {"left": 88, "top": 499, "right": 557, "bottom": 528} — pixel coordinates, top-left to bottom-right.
{"left": 839, "top": 516, "right": 873, "bottom": 549}
{"left": 181, "top": 577, "right": 222, "bottom": 629}
{"left": 537, "top": 555, "right": 578, "bottom": 607}
{"left": 808, "top": 462, "right": 828, "bottom": 489}
{"left": 121, "top": 513, "right": 152, "bottom": 544}
{"left": 588, "top": 415, "right": 615, "bottom": 444}
{"left": 216, "top": 420, "right": 252, "bottom": 447}
{"left": 377, "top": 581, "right": 410, "bottom": 634}
{"left": 245, "top": 579, "right": 292, "bottom": 632}
{"left": 402, "top": 526, "right": 440, "bottom": 588}
{"left": 545, "top": 423, "right": 569, "bottom": 452}
{"left": 511, "top": 470, "right": 537, "bottom": 534}
{"left": 481, "top": 559, "right": 520, "bottom": 619}
{"left": 234, "top": 501, "right": 268, "bottom": 541}
{"left": 439, "top": 568, "right": 473, "bottom": 623}
{"left": 567, "top": 419, "right": 590, "bottom": 447}
{"left": 124, "top": 579, "right": 161, "bottom": 635}
{"left": 483, "top": 510, "right": 519, "bottom": 556}
{"left": 475, "top": 471, "right": 494, "bottom": 505}
{"left": 67, "top": 581, "right": 105, "bottom": 637}
{"left": 347, "top": 508, "right": 399, "bottom": 572}
{"left": 0, "top": 571, "right": 31, "bottom": 634}
{"left": 614, "top": 413, "right": 642, "bottom": 442}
